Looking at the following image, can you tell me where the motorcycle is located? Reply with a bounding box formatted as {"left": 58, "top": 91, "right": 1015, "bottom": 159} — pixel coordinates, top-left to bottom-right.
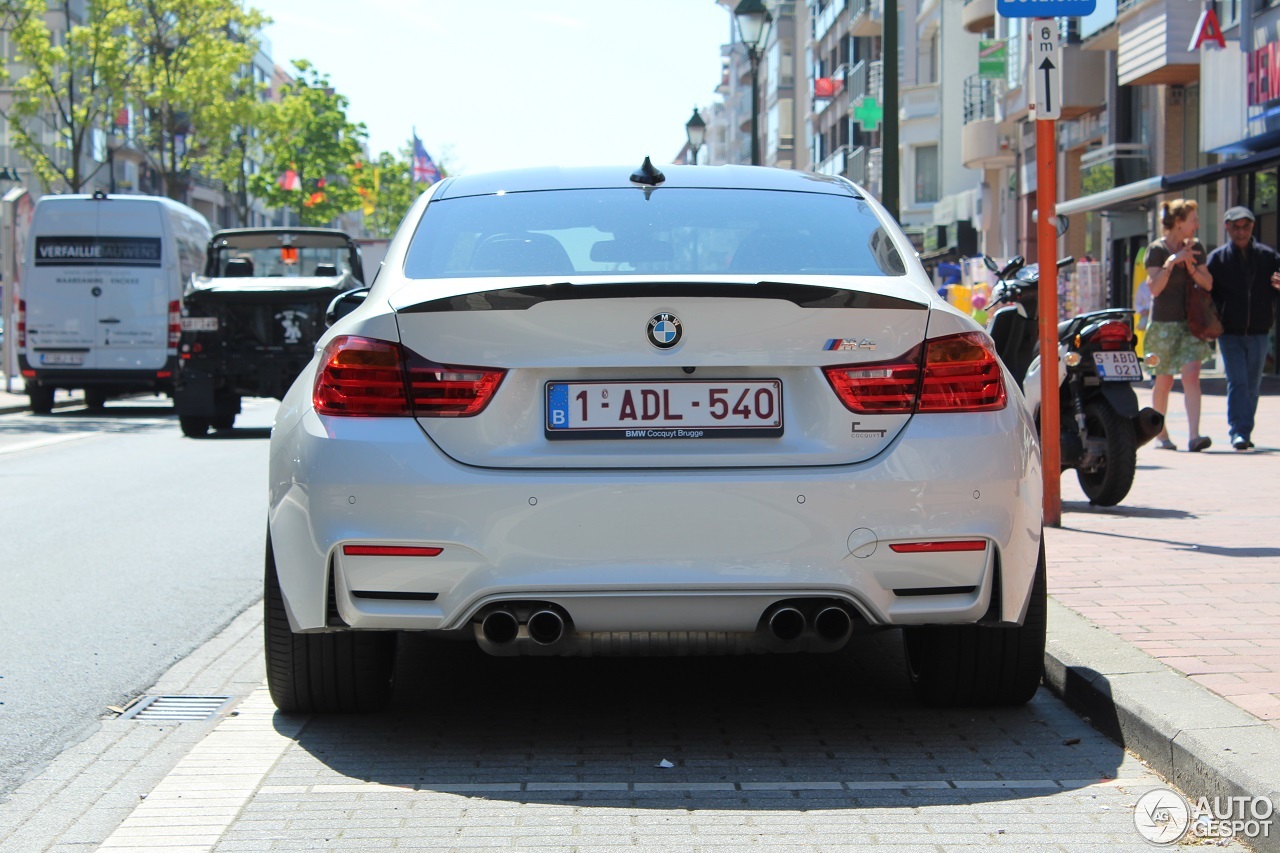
{"left": 983, "top": 255, "right": 1165, "bottom": 507}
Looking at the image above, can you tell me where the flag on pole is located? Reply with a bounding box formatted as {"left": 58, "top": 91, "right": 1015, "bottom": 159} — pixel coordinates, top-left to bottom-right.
{"left": 277, "top": 169, "right": 301, "bottom": 191}
{"left": 412, "top": 130, "right": 440, "bottom": 184}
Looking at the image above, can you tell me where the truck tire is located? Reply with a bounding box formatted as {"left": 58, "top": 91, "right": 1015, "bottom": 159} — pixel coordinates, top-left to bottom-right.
{"left": 264, "top": 533, "right": 396, "bottom": 713}
{"left": 902, "top": 541, "right": 1046, "bottom": 707}
{"left": 179, "top": 416, "right": 211, "bottom": 438}
{"left": 212, "top": 414, "right": 235, "bottom": 430}
{"left": 28, "top": 386, "right": 55, "bottom": 415}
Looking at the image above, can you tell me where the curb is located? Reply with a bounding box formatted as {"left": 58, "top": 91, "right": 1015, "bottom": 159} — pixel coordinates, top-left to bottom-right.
{"left": 1044, "top": 599, "right": 1280, "bottom": 851}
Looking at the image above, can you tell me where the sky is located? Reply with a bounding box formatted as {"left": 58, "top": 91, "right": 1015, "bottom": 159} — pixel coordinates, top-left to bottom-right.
{"left": 257, "top": 1, "right": 732, "bottom": 176}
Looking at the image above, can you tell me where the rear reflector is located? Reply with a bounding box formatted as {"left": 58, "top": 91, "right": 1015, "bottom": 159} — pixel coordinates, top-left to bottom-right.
{"left": 342, "top": 545, "right": 443, "bottom": 557}
{"left": 167, "top": 301, "right": 181, "bottom": 351}
{"left": 825, "top": 332, "right": 1005, "bottom": 414}
{"left": 889, "top": 540, "right": 987, "bottom": 553}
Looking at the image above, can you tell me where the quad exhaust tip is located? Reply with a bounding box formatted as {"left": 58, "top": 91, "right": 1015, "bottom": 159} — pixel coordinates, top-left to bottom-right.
{"left": 767, "top": 606, "right": 806, "bottom": 641}
{"left": 481, "top": 609, "right": 519, "bottom": 645}
{"left": 527, "top": 609, "right": 566, "bottom": 645}
{"left": 813, "top": 606, "right": 853, "bottom": 642}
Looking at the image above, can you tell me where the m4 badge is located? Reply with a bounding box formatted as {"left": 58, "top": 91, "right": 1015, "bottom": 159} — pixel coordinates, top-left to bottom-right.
{"left": 825, "top": 338, "right": 877, "bottom": 352}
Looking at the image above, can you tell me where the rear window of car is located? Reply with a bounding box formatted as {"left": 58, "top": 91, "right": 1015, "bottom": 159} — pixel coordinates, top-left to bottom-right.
{"left": 401, "top": 188, "right": 906, "bottom": 279}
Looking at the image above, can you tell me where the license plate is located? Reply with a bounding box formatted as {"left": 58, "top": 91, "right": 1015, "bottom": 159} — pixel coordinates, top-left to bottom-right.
{"left": 39, "top": 352, "right": 84, "bottom": 366}
{"left": 546, "top": 380, "right": 783, "bottom": 440}
{"left": 1093, "top": 351, "right": 1142, "bottom": 381}
{"left": 180, "top": 317, "right": 218, "bottom": 331}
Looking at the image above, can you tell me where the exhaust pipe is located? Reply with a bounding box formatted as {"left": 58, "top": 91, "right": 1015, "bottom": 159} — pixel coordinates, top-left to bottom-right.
{"left": 1133, "top": 407, "right": 1165, "bottom": 448}
{"left": 813, "top": 606, "right": 853, "bottom": 642}
{"left": 527, "top": 609, "right": 566, "bottom": 645}
{"left": 481, "top": 609, "right": 519, "bottom": 645}
{"left": 767, "top": 606, "right": 806, "bottom": 641}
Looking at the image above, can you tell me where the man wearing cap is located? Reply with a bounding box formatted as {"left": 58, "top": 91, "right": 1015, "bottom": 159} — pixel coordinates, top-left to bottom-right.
{"left": 1206, "top": 206, "right": 1280, "bottom": 450}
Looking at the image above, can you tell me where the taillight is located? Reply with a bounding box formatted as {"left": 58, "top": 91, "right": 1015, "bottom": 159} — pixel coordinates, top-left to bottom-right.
{"left": 825, "top": 332, "right": 1005, "bottom": 414}
{"left": 1084, "top": 320, "right": 1133, "bottom": 351}
{"left": 17, "top": 299, "right": 25, "bottom": 348}
{"left": 167, "top": 300, "right": 180, "bottom": 350}
{"left": 314, "top": 336, "right": 410, "bottom": 416}
{"left": 405, "top": 353, "right": 506, "bottom": 417}
{"left": 313, "top": 336, "right": 506, "bottom": 418}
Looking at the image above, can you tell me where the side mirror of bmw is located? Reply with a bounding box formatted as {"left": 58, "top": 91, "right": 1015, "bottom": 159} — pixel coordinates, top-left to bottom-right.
{"left": 326, "top": 287, "right": 370, "bottom": 327}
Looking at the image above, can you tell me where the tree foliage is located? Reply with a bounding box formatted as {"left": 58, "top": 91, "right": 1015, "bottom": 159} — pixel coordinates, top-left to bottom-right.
{"left": 126, "top": 0, "right": 267, "bottom": 201}
{"left": 0, "top": 0, "right": 137, "bottom": 192}
{"left": 248, "top": 61, "right": 367, "bottom": 227}
{"left": 186, "top": 77, "right": 270, "bottom": 226}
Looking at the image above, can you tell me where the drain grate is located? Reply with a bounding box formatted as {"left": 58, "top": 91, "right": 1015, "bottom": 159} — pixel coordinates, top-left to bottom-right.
{"left": 119, "top": 695, "right": 233, "bottom": 721}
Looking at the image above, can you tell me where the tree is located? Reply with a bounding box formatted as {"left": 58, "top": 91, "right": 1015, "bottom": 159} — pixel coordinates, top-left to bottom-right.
{"left": 248, "top": 61, "right": 366, "bottom": 227}
{"left": 0, "top": 0, "right": 137, "bottom": 193}
{"left": 126, "top": 0, "right": 267, "bottom": 201}
{"left": 188, "top": 79, "right": 271, "bottom": 226}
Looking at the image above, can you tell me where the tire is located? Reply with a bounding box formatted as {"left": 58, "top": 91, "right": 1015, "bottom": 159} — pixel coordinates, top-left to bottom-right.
{"left": 179, "top": 415, "right": 211, "bottom": 438}
{"left": 212, "top": 414, "right": 235, "bottom": 430}
{"left": 264, "top": 533, "right": 396, "bottom": 713}
{"left": 84, "top": 388, "right": 108, "bottom": 410}
{"left": 903, "top": 541, "right": 1047, "bottom": 707}
{"left": 28, "top": 385, "right": 55, "bottom": 415}
{"left": 1075, "top": 399, "right": 1137, "bottom": 507}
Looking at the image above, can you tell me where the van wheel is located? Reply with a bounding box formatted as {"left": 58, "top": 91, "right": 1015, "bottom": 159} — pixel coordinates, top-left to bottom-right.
{"left": 28, "top": 386, "right": 55, "bottom": 415}
{"left": 264, "top": 533, "right": 396, "bottom": 713}
{"left": 179, "top": 416, "right": 211, "bottom": 438}
{"left": 212, "top": 414, "right": 235, "bottom": 430}
{"left": 84, "top": 388, "right": 108, "bottom": 410}
{"left": 902, "top": 541, "right": 1046, "bottom": 707}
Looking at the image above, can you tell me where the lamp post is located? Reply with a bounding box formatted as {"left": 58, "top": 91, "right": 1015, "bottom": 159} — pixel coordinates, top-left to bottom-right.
{"left": 734, "top": 0, "right": 771, "bottom": 166}
{"left": 685, "top": 107, "right": 706, "bottom": 165}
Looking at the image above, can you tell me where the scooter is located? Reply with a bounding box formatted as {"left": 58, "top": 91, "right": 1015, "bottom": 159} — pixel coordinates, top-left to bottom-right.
{"left": 984, "top": 255, "right": 1165, "bottom": 507}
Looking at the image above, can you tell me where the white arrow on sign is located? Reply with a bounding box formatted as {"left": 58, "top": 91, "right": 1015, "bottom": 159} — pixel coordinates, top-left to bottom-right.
{"left": 1032, "top": 21, "right": 1062, "bottom": 120}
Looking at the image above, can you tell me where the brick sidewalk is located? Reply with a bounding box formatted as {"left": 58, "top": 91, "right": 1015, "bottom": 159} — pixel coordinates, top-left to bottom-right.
{"left": 1047, "top": 388, "right": 1280, "bottom": 727}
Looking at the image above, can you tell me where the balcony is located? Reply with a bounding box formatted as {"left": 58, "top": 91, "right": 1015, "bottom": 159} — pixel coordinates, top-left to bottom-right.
{"left": 962, "top": 0, "right": 995, "bottom": 34}
{"left": 848, "top": 58, "right": 883, "bottom": 103}
{"left": 815, "top": 144, "right": 849, "bottom": 178}
{"left": 813, "top": 63, "right": 849, "bottom": 116}
{"left": 1079, "top": 143, "right": 1152, "bottom": 194}
{"left": 900, "top": 83, "right": 939, "bottom": 122}
{"left": 849, "top": 145, "right": 882, "bottom": 197}
{"left": 961, "top": 75, "right": 1013, "bottom": 169}
{"left": 1116, "top": 0, "right": 1200, "bottom": 86}
{"left": 849, "top": 0, "right": 880, "bottom": 37}
{"left": 813, "top": 0, "right": 847, "bottom": 42}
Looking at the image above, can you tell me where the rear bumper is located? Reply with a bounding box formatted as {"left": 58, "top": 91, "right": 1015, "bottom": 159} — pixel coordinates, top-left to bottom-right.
{"left": 269, "top": 405, "right": 1043, "bottom": 636}
{"left": 19, "top": 355, "right": 177, "bottom": 392}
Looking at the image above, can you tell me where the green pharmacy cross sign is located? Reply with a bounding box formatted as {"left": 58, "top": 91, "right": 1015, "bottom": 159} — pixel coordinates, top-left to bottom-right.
{"left": 854, "top": 97, "right": 883, "bottom": 131}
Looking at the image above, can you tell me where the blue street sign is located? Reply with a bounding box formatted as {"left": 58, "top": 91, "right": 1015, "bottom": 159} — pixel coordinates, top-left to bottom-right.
{"left": 997, "top": 0, "right": 1096, "bottom": 17}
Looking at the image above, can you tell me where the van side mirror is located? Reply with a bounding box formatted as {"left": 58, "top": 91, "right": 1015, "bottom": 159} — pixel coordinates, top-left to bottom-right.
{"left": 325, "top": 287, "right": 369, "bottom": 327}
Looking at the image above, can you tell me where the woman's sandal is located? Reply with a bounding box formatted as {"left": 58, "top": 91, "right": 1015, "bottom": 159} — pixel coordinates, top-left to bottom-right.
{"left": 1156, "top": 438, "right": 1177, "bottom": 450}
{"left": 1188, "top": 436, "right": 1212, "bottom": 452}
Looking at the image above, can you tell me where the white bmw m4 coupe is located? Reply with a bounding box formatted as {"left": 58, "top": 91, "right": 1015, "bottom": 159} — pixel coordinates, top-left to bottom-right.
{"left": 265, "top": 161, "right": 1045, "bottom": 713}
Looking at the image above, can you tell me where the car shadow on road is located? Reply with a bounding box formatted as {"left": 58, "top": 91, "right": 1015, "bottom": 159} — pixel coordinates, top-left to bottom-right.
{"left": 1062, "top": 501, "right": 1195, "bottom": 520}
{"left": 277, "top": 630, "right": 1126, "bottom": 810}
{"left": 0, "top": 405, "right": 177, "bottom": 436}
{"left": 202, "top": 427, "right": 272, "bottom": 440}
{"left": 1057, "top": 523, "right": 1280, "bottom": 558}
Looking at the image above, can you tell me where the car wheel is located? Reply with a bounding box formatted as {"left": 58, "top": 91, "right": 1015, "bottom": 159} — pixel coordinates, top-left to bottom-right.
{"left": 84, "top": 388, "right": 108, "bottom": 410}
{"left": 902, "top": 540, "right": 1046, "bottom": 707}
{"left": 28, "top": 385, "right": 55, "bottom": 415}
{"left": 1075, "top": 400, "right": 1137, "bottom": 507}
{"left": 212, "top": 414, "right": 235, "bottom": 430}
{"left": 263, "top": 533, "right": 396, "bottom": 713}
{"left": 179, "top": 416, "right": 211, "bottom": 438}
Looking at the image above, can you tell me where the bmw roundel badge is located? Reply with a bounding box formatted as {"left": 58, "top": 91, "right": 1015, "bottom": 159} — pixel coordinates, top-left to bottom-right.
{"left": 647, "top": 312, "right": 682, "bottom": 349}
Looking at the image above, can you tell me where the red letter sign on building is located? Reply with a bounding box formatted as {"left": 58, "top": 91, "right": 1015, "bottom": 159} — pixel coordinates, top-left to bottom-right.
{"left": 1189, "top": 7, "right": 1227, "bottom": 51}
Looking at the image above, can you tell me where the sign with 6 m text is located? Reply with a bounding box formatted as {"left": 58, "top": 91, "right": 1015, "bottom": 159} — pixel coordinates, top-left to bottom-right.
{"left": 997, "top": 0, "right": 1096, "bottom": 17}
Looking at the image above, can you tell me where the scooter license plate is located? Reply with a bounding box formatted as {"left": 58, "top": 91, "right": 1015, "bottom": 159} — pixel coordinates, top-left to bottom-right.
{"left": 1093, "top": 351, "right": 1142, "bottom": 381}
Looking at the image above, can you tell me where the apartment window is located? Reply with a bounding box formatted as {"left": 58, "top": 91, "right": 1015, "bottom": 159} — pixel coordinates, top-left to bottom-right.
{"left": 1217, "top": 0, "right": 1241, "bottom": 28}
{"left": 915, "top": 145, "right": 939, "bottom": 204}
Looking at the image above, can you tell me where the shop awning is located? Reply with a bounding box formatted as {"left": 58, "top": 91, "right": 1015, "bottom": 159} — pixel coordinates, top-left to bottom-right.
{"left": 1054, "top": 145, "right": 1280, "bottom": 217}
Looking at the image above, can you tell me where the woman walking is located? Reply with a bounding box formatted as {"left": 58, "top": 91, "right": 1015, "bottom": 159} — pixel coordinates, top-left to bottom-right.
{"left": 1143, "top": 198, "right": 1215, "bottom": 451}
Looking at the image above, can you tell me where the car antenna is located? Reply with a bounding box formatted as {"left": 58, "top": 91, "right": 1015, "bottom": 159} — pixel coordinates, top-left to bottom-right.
{"left": 630, "top": 156, "right": 665, "bottom": 186}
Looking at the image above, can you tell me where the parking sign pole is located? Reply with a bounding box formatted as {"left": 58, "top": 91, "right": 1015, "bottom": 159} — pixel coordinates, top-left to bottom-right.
{"left": 1035, "top": 19, "right": 1061, "bottom": 527}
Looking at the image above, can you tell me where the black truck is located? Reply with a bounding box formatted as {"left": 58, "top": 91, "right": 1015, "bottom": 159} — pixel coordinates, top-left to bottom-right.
{"left": 174, "top": 227, "right": 367, "bottom": 437}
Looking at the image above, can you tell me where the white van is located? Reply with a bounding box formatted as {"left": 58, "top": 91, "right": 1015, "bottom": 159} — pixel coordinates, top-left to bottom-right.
{"left": 19, "top": 192, "right": 211, "bottom": 412}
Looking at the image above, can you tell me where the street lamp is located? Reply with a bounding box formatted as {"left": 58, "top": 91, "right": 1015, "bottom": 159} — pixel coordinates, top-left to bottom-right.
{"left": 685, "top": 107, "right": 706, "bottom": 165}
{"left": 734, "top": 0, "right": 772, "bottom": 166}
